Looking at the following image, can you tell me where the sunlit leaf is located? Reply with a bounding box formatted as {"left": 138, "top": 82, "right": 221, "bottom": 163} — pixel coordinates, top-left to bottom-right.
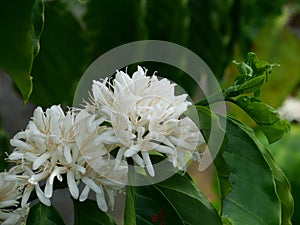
{"left": 224, "top": 52, "right": 277, "bottom": 98}
{"left": 235, "top": 96, "right": 290, "bottom": 143}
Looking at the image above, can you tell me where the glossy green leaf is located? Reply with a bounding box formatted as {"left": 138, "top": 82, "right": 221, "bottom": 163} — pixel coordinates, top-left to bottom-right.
{"left": 195, "top": 106, "right": 232, "bottom": 199}
{"left": 25, "top": 203, "right": 66, "bottom": 225}
{"left": 237, "top": 120, "right": 294, "bottom": 225}
{"left": 124, "top": 181, "right": 136, "bottom": 225}
{"left": 30, "top": 1, "right": 87, "bottom": 107}
{"left": 235, "top": 96, "right": 290, "bottom": 144}
{"left": 261, "top": 149, "right": 294, "bottom": 225}
{"left": 0, "top": 0, "right": 44, "bottom": 102}
{"left": 73, "top": 199, "right": 117, "bottom": 225}
{"left": 221, "top": 118, "right": 282, "bottom": 225}
{"left": 269, "top": 124, "right": 299, "bottom": 224}
{"left": 125, "top": 172, "right": 222, "bottom": 225}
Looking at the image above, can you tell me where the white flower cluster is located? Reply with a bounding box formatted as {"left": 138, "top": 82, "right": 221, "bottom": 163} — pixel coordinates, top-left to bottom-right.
{"left": 0, "top": 172, "right": 28, "bottom": 225}
{"left": 86, "top": 66, "right": 204, "bottom": 176}
{"left": 278, "top": 97, "right": 300, "bottom": 122}
{"left": 4, "top": 66, "right": 203, "bottom": 221}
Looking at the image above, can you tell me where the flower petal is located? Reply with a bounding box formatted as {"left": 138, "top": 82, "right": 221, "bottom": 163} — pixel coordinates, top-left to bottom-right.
{"left": 79, "top": 185, "right": 90, "bottom": 202}
{"left": 67, "top": 170, "right": 79, "bottom": 199}
{"left": 141, "top": 151, "right": 154, "bottom": 176}
{"left": 35, "top": 185, "right": 51, "bottom": 206}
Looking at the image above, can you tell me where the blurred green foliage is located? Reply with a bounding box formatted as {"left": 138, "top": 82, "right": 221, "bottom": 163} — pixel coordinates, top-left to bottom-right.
{"left": 0, "top": 0, "right": 286, "bottom": 106}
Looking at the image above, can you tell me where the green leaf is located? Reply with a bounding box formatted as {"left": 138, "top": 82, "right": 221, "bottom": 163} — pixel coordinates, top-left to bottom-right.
{"left": 32, "top": 0, "right": 44, "bottom": 57}
{"left": 195, "top": 106, "right": 232, "bottom": 199}
{"left": 220, "top": 117, "right": 283, "bottom": 225}
{"left": 26, "top": 202, "right": 66, "bottom": 225}
{"left": 235, "top": 96, "right": 290, "bottom": 144}
{"left": 0, "top": 0, "right": 44, "bottom": 102}
{"left": 73, "top": 199, "right": 117, "bottom": 225}
{"left": 124, "top": 182, "right": 136, "bottom": 225}
{"left": 30, "top": 1, "right": 88, "bottom": 106}
{"left": 125, "top": 172, "right": 222, "bottom": 225}
{"left": 224, "top": 52, "right": 277, "bottom": 98}
{"left": 261, "top": 149, "right": 294, "bottom": 225}
{"left": 269, "top": 124, "right": 300, "bottom": 224}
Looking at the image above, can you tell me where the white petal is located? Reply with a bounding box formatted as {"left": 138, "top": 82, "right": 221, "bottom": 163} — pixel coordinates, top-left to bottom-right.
{"left": 114, "top": 147, "right": 126, "bottom": 170}
{"left": 141, "top": 151, "right": 154, "bottom": 176}
{"left": 67, "top": 170, "right": 79, "bottom": 199}
{"left": 124, "top": 147, "right": 140, "bottom": 158}
{"left": 79, "top": 185, "right": 90, "bottom": 202}
{"left": 153, "top": 144, "right": 174, "bottom": 154}
{"left": 96, "top": 191, "right": 108, "bottom": 212}
{"left": 105, "top": 189, "right": 115, "bottom": 209}
{"left": 21, "top": 187, "right": 33, "bottom": 207}
{"left": 2, "top": 214, "right": 21, "bottom": 225}
{"left": 33, "top": 152, "right": 50, "bottom": 170}
{"left": 8, "top": 152, "right": 23, "bottom": 160}
{"left": 63, "top": 145, "right": 72, "bottom": 164}
{"left": 29, "top": 171, "right": 47, "bottom": 185}
{"left": 45, "top": 178, "right": 53, "bottom": 198}
{"left": 81, "top": 177, "right": 102, "bottom": 194}
{"left": 73, "top": 164, "right": 86, "bottom": 174}
{"left": 49, "top": 167, "right": 66, "bottom": 185}
{"left": 10, "top": 139, "right": 32, "bottom": 151}
{"left": 33, "top": 106, "right": 46, "bottom": 131}
{"left": 132, "top": 154, "right": 145, "bottom": 167}
{"left": 35, "top": 185, "right": 51, "bottom": 206}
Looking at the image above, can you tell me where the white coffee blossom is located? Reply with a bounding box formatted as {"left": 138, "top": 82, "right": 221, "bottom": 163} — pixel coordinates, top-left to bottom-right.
{"left": 278, "top": 97, "right": 300, "bottom": 122}
{"left": 86, "top": 66, "right": 204, "bottom": 176}
{"left": 74, "top": 110, "right": 127, "bottom": 211}
{"left": 0, "top": 172, "right": 29, "bottom": 225}
{"left": 8, "top": 105, "right": 127, "bottom": 212}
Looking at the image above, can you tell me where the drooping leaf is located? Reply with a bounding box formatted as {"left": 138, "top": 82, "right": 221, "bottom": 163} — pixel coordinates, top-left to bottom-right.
{"left": 220, "top": 117, "right": 283, "bottom": 225}
{"left": 30, "top": 0, "right": 88, "bottom": 107}
{"left": 32, "top": 0, "right": 44, "bottom": 57}
{"left": 73, "top": 199, "right": 117, "bottom": 225}
{"left": 0, "top": 0, "right": 44, "bottom": 102}
{"left": 26, "top": 202, "right": 66, "bottom": 225}
{"left": 235, "top": 96, "right": 290, "bottom": 144}
{"left": 224, "top": 52, "right": 277, "bottom": 98}
{"left": 124, "top": 172, "right": 222, "bottom": 225}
